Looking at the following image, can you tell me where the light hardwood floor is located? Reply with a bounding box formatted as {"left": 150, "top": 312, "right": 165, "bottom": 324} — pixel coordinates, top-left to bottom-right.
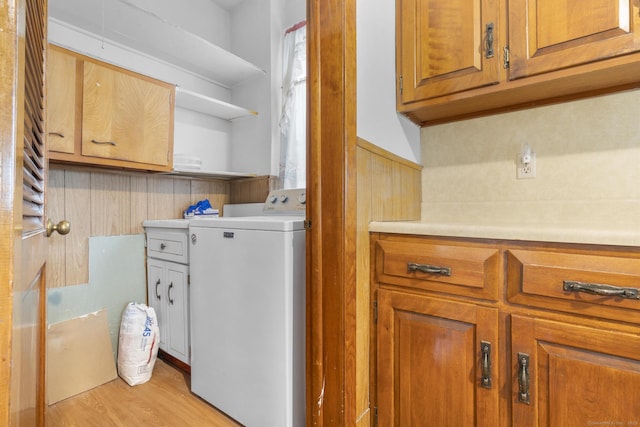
{"left": 45, "top": 359, "right": 240, "bottom": 426}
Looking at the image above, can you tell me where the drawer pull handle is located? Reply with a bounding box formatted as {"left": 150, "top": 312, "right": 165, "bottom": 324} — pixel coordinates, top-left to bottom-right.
{"left": 155, "top": 278, "right": 161, "bottom": 300}
{"left": 485, "top": 22, "right": 494, "bottom": 59}
{"left": 168, "top": 282, "right": 174, "bottom": 305}
{"left": 517, "top": 352, "right": 530, "bottom": 404}
{"left": 49, "top": 131, "right": 65, "bottom": 138}
{"left": 91, "top": 139, "right": 117, "bottom": 146}
{"left": 160, "top": 243, "right": 166, "bottom": 250}
{"left": 480, "top": 341, "right": 492, "bottom": 389}
{"left": 407, "top": 262, "right": 451, "bottom": 276}
{"left": 563, "top": 280, "right": 640, "bottom": 300}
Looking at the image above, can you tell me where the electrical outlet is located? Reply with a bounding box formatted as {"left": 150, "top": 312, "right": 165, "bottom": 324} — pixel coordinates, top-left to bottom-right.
{"left": 517, "top": 152, "right": 536, "bottom": 179}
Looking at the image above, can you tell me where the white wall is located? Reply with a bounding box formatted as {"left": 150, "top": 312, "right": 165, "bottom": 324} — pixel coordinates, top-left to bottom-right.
{"left": 48, "top": 0, "right": 303, "bottom": 177}
{"left": 356, "top": 0, "right": 421, "bottom": 163}
{"left": 229, "top": 0, "right": 306, "bottom": 176}
{"left": 283, "top": 0, "right": 306, "bottom": 29}
{"left": 229, "top": 0, "right": 276, "bottom": 175}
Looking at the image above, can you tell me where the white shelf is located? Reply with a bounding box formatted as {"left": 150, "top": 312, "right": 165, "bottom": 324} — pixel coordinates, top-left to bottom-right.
{"left": 162, "top": 169, "right": 257, "bottom": 181}
{"left": 175, "top": 87, "right": 257, "bottom": 120}
{"left": 48, "top": 0, "right": 266, "bottom": 88}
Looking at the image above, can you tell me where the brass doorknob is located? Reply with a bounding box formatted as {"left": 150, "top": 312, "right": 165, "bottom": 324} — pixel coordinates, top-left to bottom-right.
{"left": 46, "top": 219, "right": 71, "bottom": 237}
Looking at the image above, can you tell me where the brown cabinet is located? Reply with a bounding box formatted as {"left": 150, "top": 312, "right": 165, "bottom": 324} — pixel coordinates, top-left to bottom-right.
{"left": 396, "top": 0, "right": 500, "bottom": 103}
{"left": 371, "top": 233, "right": 640, "bottom": 426}
{"left": 507, "top": 0, "right": 640, "bottom": 80}
{"left": 375, "top": 236, "right": 500, "bottom": 300}
{"left": 510, "top": 315, "right": 640, "bottom": 427}
{"left": 397, "top": 0, "right": 640, "bottom": 125}
{"left": 376, "top": 288, "right": 499, "bottom": 426}
{"left": 506, "top": 246, "right": 640, "bottom": 321}
{"left": 47, "top": 45, "right": 175, "bottom": 172}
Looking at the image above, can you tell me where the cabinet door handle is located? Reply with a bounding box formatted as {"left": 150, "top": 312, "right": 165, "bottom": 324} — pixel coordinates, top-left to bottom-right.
{"left": 168, "top": 282, "right": 174, "bottom": 305}
{"left": 91, "top": 139, "right": 117, "bottom": 146}
{"left": 160, "top": 243, "right": 166, "bottom": 250}
{"left": 155, "top": 278, "right": 161, "bottom": 300}
{"left": 517, "top": 352, "right": 530, "bottom": 404}
{"left": 563, "top": 280, "right": 640, "bottom": 300}
{"left": 480, "top": 341, "right": 492, "bottom": 389}
{"left": 485, "top": 22, "right": 494, "bottom": 59}
{"left": 407, "top": 262, "right": 451, "bottom": 276}
{"left": 48, "top": 131, "right": 65, "bottom": 138}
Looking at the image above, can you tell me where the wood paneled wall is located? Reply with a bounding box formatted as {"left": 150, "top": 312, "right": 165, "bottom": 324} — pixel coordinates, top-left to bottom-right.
{"left": 229, "top": 175, "right": 280, "bottom": 204}
{"left": 46, "top": 166, "right": 233, "bottom": 289}
{"left": 355, "top": 137, "right": 422, "bottom": 425}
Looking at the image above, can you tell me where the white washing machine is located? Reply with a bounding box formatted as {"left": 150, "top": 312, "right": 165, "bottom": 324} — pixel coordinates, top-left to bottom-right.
{"left": 188, "top": 189, "right": 306, "bottom": 427}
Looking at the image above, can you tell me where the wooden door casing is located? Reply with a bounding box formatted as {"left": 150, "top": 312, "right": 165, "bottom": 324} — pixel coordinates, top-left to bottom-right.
{"left": 306, "top": 0, "right": 359, "bottom": 425}
{"left": 377, "top": 289, "right": 499, "bottom": 426}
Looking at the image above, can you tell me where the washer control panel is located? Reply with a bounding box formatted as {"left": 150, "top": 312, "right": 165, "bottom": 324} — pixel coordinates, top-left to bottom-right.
{"left": 263, "top": 188, "right": 306, "bottom": 215}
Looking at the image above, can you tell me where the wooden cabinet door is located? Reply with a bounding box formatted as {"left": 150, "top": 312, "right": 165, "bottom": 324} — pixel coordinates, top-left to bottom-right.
{"left": 377, "top": 289, "right": 499, "bottom": 426}
{"left": 397, "top": 0, "right": 500, "bottom": 104}
{"left": 46, "top": 46, "right": 77, "bottom": 154}
{"left": 511, "top": 315, "right": 640, "bottom": 427}
{"left": 508, "top": 0, "right": 640, "bottom": 79}
{"left": 82, "top": 61, "right": 173, "bottom": 167}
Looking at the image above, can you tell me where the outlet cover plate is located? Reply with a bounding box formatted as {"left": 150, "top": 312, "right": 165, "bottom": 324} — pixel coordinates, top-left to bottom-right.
{"left": 517, "top": 152, "right": 536, "bottom": 179}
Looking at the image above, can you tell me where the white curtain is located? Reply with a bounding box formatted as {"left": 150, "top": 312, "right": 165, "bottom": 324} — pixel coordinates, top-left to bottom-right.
{"left": 279, "top": 22, "right": 307, "bottom": 189}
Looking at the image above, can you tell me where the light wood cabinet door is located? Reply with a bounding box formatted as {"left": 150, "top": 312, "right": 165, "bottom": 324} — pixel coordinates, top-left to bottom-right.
{"left": 82, "top": 61, "right": 173, "bottom": 167}
{"left": 511, "top": 314, "right": 640, "bottom": 427}
{"left": 46, "top": 46, "right": 77, "bottom": 154}
{"left": 508, "top": 0, "right": 640, "bottom": 79}
{"left": 396, "top": 0, "right": 500, "bottom": 104}
{"left": 377, "top": 289, "right": 499, "bottom": 426}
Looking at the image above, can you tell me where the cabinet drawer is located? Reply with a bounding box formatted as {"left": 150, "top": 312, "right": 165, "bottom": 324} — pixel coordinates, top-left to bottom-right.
{"left": 374, "top": 238, "right": 500, "bottom": 300}
{"left": 507, "top": 248, "right": 640, "bottom": 321}
{"left": 146, "top": 231, "right": 189, "bottom": 264}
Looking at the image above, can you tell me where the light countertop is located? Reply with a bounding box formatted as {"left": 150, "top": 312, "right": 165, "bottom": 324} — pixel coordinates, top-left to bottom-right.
{"left": 142, "top": 219, "right": 190, "bottom": 229}
{"left": 369, "top": 220, "right": 640, "bottom": 247}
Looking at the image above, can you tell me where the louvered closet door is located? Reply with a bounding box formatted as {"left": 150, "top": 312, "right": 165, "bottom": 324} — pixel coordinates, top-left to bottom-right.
{"left": 8, "top": 0, "right": 49, "bottom": 424}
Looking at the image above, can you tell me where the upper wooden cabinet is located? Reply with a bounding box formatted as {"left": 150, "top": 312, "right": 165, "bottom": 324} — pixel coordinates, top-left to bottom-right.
{"left": 82, "top": 61, "right": 173, "bottom": 167}
{"left": 508, "top": 0, "right": 640, "bottom": 79}
{"left": 46, "top": 46, "right": 77, "bottom": 154}
{"left": 47, "top": 45, "right": 175, "bottom": 172}
{"left": 397, "top": 0, "right": 640, "bottom": 125}
{"left": 397, "top": 0, "right": 500, "bottom": 103}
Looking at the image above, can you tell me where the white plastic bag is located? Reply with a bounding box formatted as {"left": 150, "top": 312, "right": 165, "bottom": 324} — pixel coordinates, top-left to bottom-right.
{"left": 117, "top": 302, "right": 159, "bottom": 386}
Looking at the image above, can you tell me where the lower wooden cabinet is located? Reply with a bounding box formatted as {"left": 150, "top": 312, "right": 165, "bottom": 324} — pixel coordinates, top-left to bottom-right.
{"left": 376, "top": 289, "right": 499, "bottom": 426}
{"left": 510, "top": 315, "right": 640, "bottom": 427}
{"left": 371, "top": 232, "right": 640, "bottom": 427}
